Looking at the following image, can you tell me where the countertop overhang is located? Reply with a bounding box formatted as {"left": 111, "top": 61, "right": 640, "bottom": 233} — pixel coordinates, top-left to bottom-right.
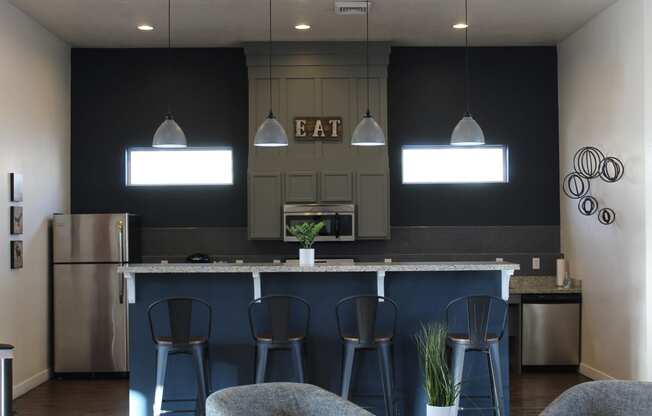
{"left": 118, "top": 261, "right": 519, "bottom": 304}
{"left": 117, "top": 261, "right": 519, "bottom": 274}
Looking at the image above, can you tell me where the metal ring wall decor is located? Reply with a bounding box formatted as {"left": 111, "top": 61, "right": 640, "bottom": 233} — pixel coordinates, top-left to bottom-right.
{"left": 598, "top": 208, "right": 615, "bottom": 225}
{"left": 562, "top": 173, "right": 590, "bottom": 199}
{"left": 573, "top": 146, "right": 605, "bottom": 179}
{"left": 578, "top": 196, "right": 598, "bottom": 216}
{"left": 563, "top": 147, "right": 624, "bottom": 226}
{"left": 599, "top": 157, "right": 624, "bottom": 183}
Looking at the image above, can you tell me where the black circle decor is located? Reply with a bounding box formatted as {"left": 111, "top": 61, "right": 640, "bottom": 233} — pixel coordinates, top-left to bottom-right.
{"left": 598, "top": 208, "right": 616, "bottom": 225}
{"left": 573, "top": 147, "right": 605, "bottom": 179}
{"left": 562, "top": 172, "right": 590, "bottom": 199}
{"left": 578, "top": 196, "right": 598, "bottom": 216}
{"left": 599, "top": 157, "right": 624, "bottom": 183}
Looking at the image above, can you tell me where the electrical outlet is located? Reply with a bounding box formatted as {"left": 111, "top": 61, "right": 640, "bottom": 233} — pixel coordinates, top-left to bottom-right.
{"left": 532, "top": 257, "right": 541, "bottom": 270}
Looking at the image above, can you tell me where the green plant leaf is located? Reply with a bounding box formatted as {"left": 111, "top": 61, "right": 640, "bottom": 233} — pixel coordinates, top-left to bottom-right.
{"left": 286, "top": 221, "right": 325, "bottom": 249}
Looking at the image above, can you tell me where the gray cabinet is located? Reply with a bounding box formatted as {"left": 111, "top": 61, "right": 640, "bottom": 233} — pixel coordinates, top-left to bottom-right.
{"left": 320, "top": 171, "right": 353, "bottom": 202}
{"left": 248, "top": 172, "right": 283, "bottom": 239}
{"left": 285, "top": 171, "right": 317, "bottom": 203}
{"left": 356, "top": 172, "right": 390, "bottom": 239}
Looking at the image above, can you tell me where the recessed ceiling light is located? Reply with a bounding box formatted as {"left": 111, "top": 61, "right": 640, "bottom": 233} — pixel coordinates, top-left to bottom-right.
{"left": 294, "top": 24, "right": 311, "bottom": 30}
{"left": 137, "top": 24, "right": 155, "bottom": 31}
{"left": 453, "top": 22, "right": 468, "bottom": 29}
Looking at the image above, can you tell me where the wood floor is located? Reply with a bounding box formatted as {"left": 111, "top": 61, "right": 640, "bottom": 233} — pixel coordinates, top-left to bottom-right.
{"left": 14, "top": 371, "right": 588, "bottom": 415}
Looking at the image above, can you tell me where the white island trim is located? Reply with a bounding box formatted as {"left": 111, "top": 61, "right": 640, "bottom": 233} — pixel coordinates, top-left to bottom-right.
{"left": 119, "top": 261, "right": 519, "bottom": 304}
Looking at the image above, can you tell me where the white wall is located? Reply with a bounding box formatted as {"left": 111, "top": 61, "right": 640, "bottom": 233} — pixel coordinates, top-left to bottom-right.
{"left": 558, "top": 0, "right": 648, "bottom": 380}
{"left": 0, "top": 0, "right": 70, "bottom": 396}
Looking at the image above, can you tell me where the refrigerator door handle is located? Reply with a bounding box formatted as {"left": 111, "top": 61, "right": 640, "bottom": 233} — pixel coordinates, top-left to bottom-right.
{"left": 118, "top": 220, "right": 125, "bottom": 304}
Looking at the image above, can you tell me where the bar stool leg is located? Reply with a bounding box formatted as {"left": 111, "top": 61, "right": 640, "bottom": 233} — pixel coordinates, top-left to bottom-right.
{"left": 153, "top": 347, "right": 169, "bottom": 416}
{"left": 204, "top": 344, "right": 212, "bottom": 394}
{"left": 340, "top": 343, "right": 356, "bottom": 399}
{"left": 255, "top": 344, "right": 269, "bottom": 384}
{"left": 489, "top": 343, "right": 504, "bottom": 416}
{"left": 192, "top": 346, "right": 208, "bottom": 416}
{"left": 378, "top": 343, "right": 395, "bottom": 416}
{"left": 290, "top": 342, "right": 305, "bottom": 383}
{"left": 450, "top": 344, "right": 466, "bottom": 413}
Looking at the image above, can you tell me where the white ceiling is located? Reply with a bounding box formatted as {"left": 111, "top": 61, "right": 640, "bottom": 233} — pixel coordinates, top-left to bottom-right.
{"left": 10, "top": 0, "right": 617, "bottom": 48}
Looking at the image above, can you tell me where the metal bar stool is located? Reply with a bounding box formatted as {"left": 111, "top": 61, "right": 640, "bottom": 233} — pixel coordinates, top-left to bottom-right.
{"left": 336, "top": 295, "right": 398, "bottom": 416}
{"left": 446, "top": 295, "right": 508, "bottom": 416}
{"left": 248, "top": 295, "right": 311, "bottom": 384}
{"left": 148, "top": 297, "right": 212, "bottom": 416}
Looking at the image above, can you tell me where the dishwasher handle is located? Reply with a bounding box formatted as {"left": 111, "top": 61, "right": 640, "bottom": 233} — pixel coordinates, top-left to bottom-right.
{"left": 522, "top": 293, "right": 581, "bottom": 304}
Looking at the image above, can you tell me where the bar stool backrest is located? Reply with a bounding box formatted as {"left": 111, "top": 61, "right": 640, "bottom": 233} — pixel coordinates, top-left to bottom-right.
{"left": 248, "top": 295, "right": 311, "bottom": 343}
{"left": 336, "top": 295, "right": 398, "bottom": 345}
{"left": 147, "top": 297, "right": 212, "bottom": 345}
{"left": 445, "top": 295, "right": 507, "bottom": 349}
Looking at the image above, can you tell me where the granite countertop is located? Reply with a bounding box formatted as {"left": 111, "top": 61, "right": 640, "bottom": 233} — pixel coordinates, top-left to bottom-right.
{"left": 510, "top": 275, "right": 582, "bottom": 295}
{"left": 118, "top": 261, "right": 520, "bottom": 275}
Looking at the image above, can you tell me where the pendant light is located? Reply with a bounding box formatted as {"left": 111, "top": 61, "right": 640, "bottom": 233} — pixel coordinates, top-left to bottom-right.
{"left": 351, "top": 0, "right": 385, "bottom": 146}
{"left": 450, "top": 0, "right": 485, "bottom": 146}
{"left": 153, "top": 0, "right": 187, "bottom": 148}
{"left": 254, "top": 0, "right": 288, "bottom": 147}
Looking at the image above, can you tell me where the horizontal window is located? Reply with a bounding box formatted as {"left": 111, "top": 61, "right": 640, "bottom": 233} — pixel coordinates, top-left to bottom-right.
{"left": 402, "top": 145, "right": 509, "bottom": 184}
{"left": 126, "top": 148, "right": 233, "bottom": 186}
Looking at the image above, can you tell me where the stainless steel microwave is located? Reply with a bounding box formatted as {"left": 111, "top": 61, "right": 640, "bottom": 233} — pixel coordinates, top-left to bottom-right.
{"left": 283, "top": 204, "right": 355, "bottom": 242}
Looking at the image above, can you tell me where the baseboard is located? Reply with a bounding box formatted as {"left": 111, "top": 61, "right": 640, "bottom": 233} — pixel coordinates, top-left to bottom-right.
{"left": 579, "top": 362, "right": 615, "bottom": 380}
{"left": 13, "top": 368, "right": 50, "bottom": 398}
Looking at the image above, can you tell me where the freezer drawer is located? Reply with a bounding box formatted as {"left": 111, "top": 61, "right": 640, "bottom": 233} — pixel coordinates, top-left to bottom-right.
{"left": 54, "top": 264, "right": 128, "bottom": 373}
{"left": 522, "top": 302, "right": 580, "bottom": 366}
{"left": 53, "top": 213, "right": 133, "bottom": 263}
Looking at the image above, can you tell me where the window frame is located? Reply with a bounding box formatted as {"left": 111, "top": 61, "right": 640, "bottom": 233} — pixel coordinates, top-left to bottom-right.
{"left": 401, "top": 144, "right": 510, "bottom": 185}
{"left": 125, "top": 146, "right": 235, "bottom": 187}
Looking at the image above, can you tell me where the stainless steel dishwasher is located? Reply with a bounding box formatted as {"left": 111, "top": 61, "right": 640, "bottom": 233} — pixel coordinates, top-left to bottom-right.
{"left": 522, "top": 293, "right": 581, "bottom": 366}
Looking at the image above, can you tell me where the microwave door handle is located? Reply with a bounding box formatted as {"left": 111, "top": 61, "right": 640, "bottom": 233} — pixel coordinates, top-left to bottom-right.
{"left": 334, "top": 213, "right": 341, "bottom": 239}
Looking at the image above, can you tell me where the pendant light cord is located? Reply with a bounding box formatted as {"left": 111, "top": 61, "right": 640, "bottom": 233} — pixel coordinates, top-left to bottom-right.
{"left": 268, "top": 0, "right": 273, "bottom": 118}
{"left": 365, "top": 0, "right": 370, "bottom": 117}
{"left": 464, "top": 0, "right": 470, "bottom": 116}
{"left": 166, "top": 0, "right": 172, "bottom": 117}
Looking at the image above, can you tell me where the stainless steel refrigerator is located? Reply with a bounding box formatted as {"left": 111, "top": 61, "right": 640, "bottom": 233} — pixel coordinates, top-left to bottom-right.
{"left": 53, "top": 213, "right": 138, "bottom": 374}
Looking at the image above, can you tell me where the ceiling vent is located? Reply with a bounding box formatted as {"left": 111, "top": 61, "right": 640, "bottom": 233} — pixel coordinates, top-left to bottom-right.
{"left": 335, "top": 1, "right": 371, "bottom": 15}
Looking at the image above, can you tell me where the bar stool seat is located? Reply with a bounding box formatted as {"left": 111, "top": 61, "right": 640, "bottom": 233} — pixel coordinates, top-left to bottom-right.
{"left": 155, "top": 336, "right": 208, "bottom": 346}
{"left": 342, "top": 335, "right": 392, "bottom": 343}
{"left": 447, "top": 333, "right": 500, "bottom": 345}
{"left": 255, "top": 333, "right": 305, "bottom": 342}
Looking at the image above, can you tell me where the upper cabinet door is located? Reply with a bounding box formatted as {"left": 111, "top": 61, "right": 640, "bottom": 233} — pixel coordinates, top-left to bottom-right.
{"left": 249, "top": 172, "right": 283, "bottom": 239}
{"left": 285, "top": 171, "right": 317, "bottom": 203}
{"left": 356, "top": 172, "right": 390, "bottom": 239}
{"left": 320, "top": 171, "right": 353, "bottom": 202}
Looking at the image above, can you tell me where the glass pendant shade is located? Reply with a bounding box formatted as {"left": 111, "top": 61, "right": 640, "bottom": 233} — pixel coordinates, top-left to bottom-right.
{"left": 254, "top": 114, "right": 288, "bottom": 147}
{"left": 351, "top": 113, "right": 385, "bottom": 146}
{"left": 153, "top": 114, "right": 187, "bottom": 148}
{"left": 451, "top": 114, "right": 485, "bottom": 146}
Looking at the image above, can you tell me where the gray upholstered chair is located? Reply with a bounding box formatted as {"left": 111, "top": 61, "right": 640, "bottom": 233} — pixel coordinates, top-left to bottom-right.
{"left": 206, "top": 383, "right": 373, "bottom": 416}
{"left": 540, "top": 381, "right": 652, "bottom": 416}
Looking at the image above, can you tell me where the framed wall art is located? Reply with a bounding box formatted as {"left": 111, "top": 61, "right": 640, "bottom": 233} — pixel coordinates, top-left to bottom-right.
{"left": 10, "top": 173, "right": 23, "bottom": 202}
{"left": 10, "top": 206, "right": 23, "bottom": 235}
{"left": 10, "top": 240, "right": 23, "bottom": 269}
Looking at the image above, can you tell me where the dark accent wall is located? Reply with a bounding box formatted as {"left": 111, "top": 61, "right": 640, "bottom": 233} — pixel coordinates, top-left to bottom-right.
{"left": 71, "top": 46, "right": 559, "bottom": 229}
{"left": 71, "top": 48, "right": 249, "bottom": 227}
{"left": 388, "top": 47, "right": 560, "bottom": 226}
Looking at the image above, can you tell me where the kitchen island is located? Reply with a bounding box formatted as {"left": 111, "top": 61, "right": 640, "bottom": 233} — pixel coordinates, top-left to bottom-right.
{"left": 119, "top": 261, "right": 519, "bottom": 416}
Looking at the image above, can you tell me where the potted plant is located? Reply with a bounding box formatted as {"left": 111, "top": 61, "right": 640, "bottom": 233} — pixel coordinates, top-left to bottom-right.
{"left": 286, "top": 221, "right": 325, "bottom": 266}
{"left": 415, "top": 323, "right": 460, "bottom": 416}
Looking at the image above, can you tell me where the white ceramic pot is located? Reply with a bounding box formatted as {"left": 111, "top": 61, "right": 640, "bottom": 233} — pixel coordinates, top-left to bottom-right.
{"left": 299, "top": 248, "right": 315, "bottom": 266}
{"left": 426, "top": 405, "right": 457, "bottom": 416}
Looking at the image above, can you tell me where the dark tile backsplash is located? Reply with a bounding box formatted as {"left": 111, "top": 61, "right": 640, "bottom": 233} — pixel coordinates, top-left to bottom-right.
{"left": 139, "top": 225, "right": 560, "bottom": 275}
